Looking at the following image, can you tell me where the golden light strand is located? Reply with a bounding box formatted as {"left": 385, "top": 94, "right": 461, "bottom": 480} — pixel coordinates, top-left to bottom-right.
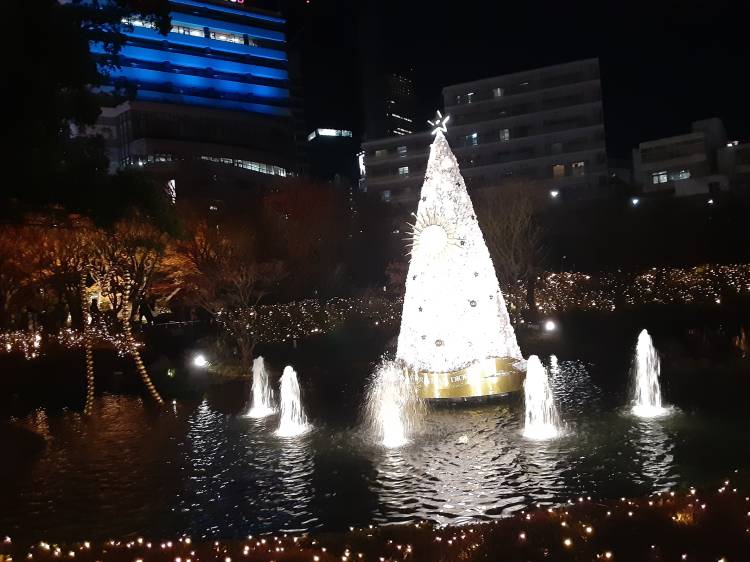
{"left": 79, "top": 269, "right": 95, "bottom": 416}
{"left": 121, "top": 272, "right": 164, "bottom": 405}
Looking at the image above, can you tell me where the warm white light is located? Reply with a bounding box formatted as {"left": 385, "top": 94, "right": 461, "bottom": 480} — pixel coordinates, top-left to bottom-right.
{"left": 708, "top": 198, "right": 714, "bottom": 205}
{"left": 550, "top": 189, "right": 560, "bottom": 198}
{"left": 544, "top": 320, "right": 557, "bottom": 332}
{"left": 631, "top": 197, "right": 640, "bottom": 206}
{"left": 192, "top": 354, "right": 208, "bottom": 368}
{"left": 418, "top": 224, "right": 449, "bottom": 256}
{"left": 427, "top": 110, "right": 450, "bottom": 134}
{"left": 396, "top": 130, "right": 523, "bottom": 375}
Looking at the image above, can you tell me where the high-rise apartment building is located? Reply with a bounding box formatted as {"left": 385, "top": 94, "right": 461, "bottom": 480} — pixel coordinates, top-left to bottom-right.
{"left": 362, "top": 59, "right": 608, "bottom": 204}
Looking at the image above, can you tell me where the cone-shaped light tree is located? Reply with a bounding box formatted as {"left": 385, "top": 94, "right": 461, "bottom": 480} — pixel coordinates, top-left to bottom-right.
{"left": 396, "top": 114, "right": 524, "bottom": 398}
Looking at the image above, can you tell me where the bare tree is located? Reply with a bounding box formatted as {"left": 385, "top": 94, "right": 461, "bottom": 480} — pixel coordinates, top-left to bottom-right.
{"left": 475, "top": 181, "right": 547, "bottom": 321}
{"left": 160, "top": 219, "right": 285, "bottom": 373}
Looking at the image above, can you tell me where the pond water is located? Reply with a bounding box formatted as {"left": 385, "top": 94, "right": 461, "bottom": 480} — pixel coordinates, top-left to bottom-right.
{"left": 3, "top": 360, "right": 749, "bottom": 541}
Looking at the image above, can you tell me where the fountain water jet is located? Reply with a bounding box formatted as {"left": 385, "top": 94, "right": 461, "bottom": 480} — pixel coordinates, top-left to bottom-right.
{"left": 365, "top": 361, "right": 422, "bottom": 448}
{"left": 246, "top": 356, "right": 275, "bottom": 418}
{"left": 275, "top": 366, "right": 309, "bottom": 437}
{"left": 549, "top": 354, "right": 559, "bottom": 376}
{"left": 523, "top": 355, "right": 561, "bottom": 440}
{"left": 631, "top": 329, "right": 667, "bottom": 418}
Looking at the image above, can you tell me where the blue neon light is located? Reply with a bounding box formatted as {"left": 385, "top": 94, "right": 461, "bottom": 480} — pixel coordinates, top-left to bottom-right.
{"left": 91, "top": 42, "right": 287, "bottom": 80}
{"left": 170, "top": 0, "right": 285, "bottom": 25}
{"left": 107, "top": 66, "right": 289, "bottom": 99}
{"left": 172, "top": 13, "right": 285, "bottom": 43}
{"left": 124, "top": 25, "right": 287, "bottom": 61}
{"left": 135, "top": 89, "right": 290, "bottom": 116}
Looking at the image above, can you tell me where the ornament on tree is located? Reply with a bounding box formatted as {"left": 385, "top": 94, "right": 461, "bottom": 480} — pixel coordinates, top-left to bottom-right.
{"left": 396, "top": 113, "right": 525, "bottom": 400}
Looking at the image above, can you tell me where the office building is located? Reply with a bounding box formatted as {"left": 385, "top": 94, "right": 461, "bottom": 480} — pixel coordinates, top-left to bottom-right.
{"left": 306, "top": 127, "right": 359, "bottom": 182}
{"left": 89, "top": 0, "right": 301, "bottom": 186}
{"left": 362, "top": 59, "right": 608, "bottom": 204}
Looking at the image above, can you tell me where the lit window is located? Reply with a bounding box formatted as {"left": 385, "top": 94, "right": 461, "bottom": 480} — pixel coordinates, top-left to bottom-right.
{"left": 466, "top": 132, "right": 478, "bottom": 146}
{"left": 381, "top": 190, "right": 391, "bottom": 202}
{"left": 315, "top": 128, "right": 352, "bottom": 137}
{"left": 375, "top": 149, "right": 388, "bottom": 157}
{"left": 398, "top": 166, "right": 409, "bottom": 176}
{"left": 390, "top": 113, "right": 413, "bottom": 123}
{"left": 210, "top": 30, "right": 244, "bottom": 44}
{"left": 571, "top": 161, "right": 585, "bottom": 176}
{"left": 122, "top": 17, "right": 154, "bottom": 29}
{"left": 455, "top": 94, "right": 462, "bottom": 104}
{"left": 466, "top": 92, "right": 475, "bottom": 104}
{"left": 669, "top": 169, "right": 691, "bottom": 181}
{"left": 499, "top": 128, "right": 510, "bottom": 142}
{"left": 397, "top": 145, "right": 407, "bottom": 157}
{"left": 199, "top": 155, "right": 289, "bottom": 177}
{"left": 172, "top": 24, "right": 204, "bottom": 37}
{"left": 493, "top": 87, "right": 504, "bottom": 98}
{"left": 651, "top": 170, "right": 668, "bottom": 184}
{"left": 552, "top": 164, "right": 565, "bottom": 178}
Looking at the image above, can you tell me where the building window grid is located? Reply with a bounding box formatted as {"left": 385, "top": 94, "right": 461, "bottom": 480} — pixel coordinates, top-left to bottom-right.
{"left": 209, "top": 30, "right": 245, "bottom": 44}
{"left": 172, "top": 24, "right": 205, "bottom": 37}
{"left": 651, "top": 170, "right": 668, "bottom": 184}
{"left": 398, "top": 166, "right": 409, "bottom": 176}
{"left": 125, "top": 154, "right": 290, "bottom": 177}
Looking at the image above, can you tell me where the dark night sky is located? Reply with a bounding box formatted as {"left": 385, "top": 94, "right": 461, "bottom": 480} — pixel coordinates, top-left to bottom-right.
{"left": 283, "top": 0, "right": 748, "bottom": 157}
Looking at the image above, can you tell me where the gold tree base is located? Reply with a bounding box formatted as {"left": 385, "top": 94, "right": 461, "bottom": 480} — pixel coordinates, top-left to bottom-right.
{"left": 417, "top": 357, "right": 524, "bottom": 401}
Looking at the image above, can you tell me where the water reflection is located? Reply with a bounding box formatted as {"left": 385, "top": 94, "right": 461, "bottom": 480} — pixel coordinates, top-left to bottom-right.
{"left": 630, "top": 415, "right": 679, "bottom": 492}
{"left": 3, "top": 361, "right": 750, "bottom": 541}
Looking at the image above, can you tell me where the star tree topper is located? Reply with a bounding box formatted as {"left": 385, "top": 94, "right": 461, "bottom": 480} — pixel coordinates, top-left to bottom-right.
{"left": 428, "top": 110, "right": 450, "bottom": 135}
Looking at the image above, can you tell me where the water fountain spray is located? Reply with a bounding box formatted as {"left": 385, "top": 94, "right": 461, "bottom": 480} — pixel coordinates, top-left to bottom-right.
{"left": 276, "top": 366, "right": 309, "bottom": 437}
{"left": 246, "top": 356, "right": 275, "bottom": 418}
{"left": 365, "top": 361, "right": 422, "bottom": 448}
{"left": 523, "top": 355, "right": 561, "bottom": 440}
{"left": 631, "top": 329, "right": 666, "bottom": 418}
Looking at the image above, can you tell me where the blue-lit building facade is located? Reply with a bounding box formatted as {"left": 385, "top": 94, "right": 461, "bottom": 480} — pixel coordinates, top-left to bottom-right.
{"left": 91, "top": 0, "right": 302, "bottom": 184}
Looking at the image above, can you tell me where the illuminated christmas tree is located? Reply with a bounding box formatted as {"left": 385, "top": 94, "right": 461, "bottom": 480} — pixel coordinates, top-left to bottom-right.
{"left": 396, "top": 113, "right": 524, "bottom": 399}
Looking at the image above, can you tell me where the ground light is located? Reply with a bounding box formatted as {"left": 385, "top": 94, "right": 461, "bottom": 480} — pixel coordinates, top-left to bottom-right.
{"left": 192, "top": 354, "right": 209, "bottom": 368}
{"left": 544, "top": 319, "right": 557, "bottom": 332}
{"left": 631, "top": 197, "right": 640, "bottom": 207}
{"left": 3, "top": 476, "right": 746, "bottom": 561}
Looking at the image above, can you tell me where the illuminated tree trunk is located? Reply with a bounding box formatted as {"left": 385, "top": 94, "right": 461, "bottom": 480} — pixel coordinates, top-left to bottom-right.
{"left": 79, "top": 269, "right": 95, "bottom": 415}
{"left": 122, "top": 271, "right": 163, "bottom": 405}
